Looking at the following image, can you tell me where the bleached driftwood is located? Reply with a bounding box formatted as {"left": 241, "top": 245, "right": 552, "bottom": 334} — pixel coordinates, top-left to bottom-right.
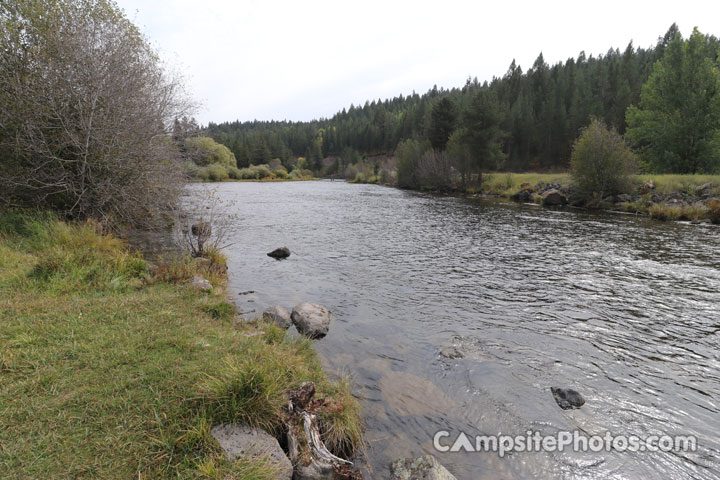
{"left": 286, "top": 382, "right": 353, "bottom": 480}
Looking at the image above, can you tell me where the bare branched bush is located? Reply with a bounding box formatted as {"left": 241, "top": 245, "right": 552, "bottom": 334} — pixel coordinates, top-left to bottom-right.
{"left": 416, "top": 150, "right": 456, "bottom": 190}
{"left": 176, "top": 186, "right": 238, "bottom": 257}
{"left": 0, "top": 0, "right": 195, "bottom": 228}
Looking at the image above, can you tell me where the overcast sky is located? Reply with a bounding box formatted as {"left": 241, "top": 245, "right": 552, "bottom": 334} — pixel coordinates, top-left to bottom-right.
{"left": 115, "top": 0, "right": 719, "bottom": 125}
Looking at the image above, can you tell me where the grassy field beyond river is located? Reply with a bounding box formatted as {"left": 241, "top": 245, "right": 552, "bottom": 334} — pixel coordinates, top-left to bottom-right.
{"left": 0, "top": 211, "right": 361, "bottom": 479}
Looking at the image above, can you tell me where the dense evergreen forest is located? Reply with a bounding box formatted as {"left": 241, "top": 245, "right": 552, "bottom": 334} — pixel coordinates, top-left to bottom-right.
{"left": 205, "top": 24, "right": 719, "bottom": 178}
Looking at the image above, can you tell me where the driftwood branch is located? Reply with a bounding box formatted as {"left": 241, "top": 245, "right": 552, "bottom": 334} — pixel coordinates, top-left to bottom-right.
{"left": 285, "top": 382, "right": 353, "bottom": 479}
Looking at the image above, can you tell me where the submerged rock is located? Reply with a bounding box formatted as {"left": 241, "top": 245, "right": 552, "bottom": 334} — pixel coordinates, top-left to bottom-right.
{"left": 438, "top": 345, "right": 464, "bottom": 359}
{"left": 292, "top": 302, "right": 331, "bottom": 339}
{"left": 210, "top": 425, "right": 293, "bottom": 479}
{"left": 263, "top": 306, "right": 292, "bottom": 329}
{"left": 542, "top": 189, "right": 568, "bottom": 206}
{"left": 267, "top": 247, "right": 291, "bottom": 259}
{"left": 189, "top": 275, "right": 212, "bottom": 292}
{"left": 551, "top": 387, "right": 585, "bottom": 410}
{"left": 390, "top": 455, "right": 456, "bottom": 480}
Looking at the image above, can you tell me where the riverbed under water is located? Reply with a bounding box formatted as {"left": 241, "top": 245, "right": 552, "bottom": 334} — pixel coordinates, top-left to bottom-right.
{"left": 190, "top": 181, "right": 719, "bottom": 479}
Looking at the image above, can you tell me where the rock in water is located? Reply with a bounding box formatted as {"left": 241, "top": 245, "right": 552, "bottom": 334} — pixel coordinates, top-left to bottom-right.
{"left": 189, "top": 275, "right": 212, "bottom": 292}
{"left": 210, "top": 425, "right": 293, "bottom": 480}
{"left": 262, "top": 306, "right": 292, "bottom": 329}
{"left": 267, "top": 247, "right": 291, "bottom": 259}
{"left": 390, "top": 455, "right": 456, "bottom": 480}
{"left": 438, "top": 345, "right": 464, "bottom": 359}
{"left": 551, "top": 387, "right": 585, "bottom": 410}
{"left": 542, "top": 189, "right": 568, "bottom": 206}
{"left": 291, "top": 302, "right": 331, "bottom": 339}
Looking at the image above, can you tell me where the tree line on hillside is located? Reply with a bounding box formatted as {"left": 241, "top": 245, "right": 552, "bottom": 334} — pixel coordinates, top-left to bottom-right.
{"left": 205, "top": 24, "right": 720, "bottom": 186}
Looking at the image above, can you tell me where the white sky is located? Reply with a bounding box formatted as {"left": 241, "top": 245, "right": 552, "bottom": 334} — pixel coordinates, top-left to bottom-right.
{"left": 115, "top": 0, "right": 719, "bottom": 125}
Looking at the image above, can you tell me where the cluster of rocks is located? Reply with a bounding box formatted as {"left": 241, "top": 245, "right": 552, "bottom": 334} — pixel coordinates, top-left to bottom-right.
{"left": 211, "top": 246, "right": 460, "bottom": 479}
{"left": 262, "top": 302, "right": 332, "bottom": 339}
{"left": 211, "top": 425, "right": 457, "bottom": 480}
{"left": 511, "top": 180, "right": 720, "bottom": 213}
{"left": 510, "top": 182, "right": 569, "bottom": 206}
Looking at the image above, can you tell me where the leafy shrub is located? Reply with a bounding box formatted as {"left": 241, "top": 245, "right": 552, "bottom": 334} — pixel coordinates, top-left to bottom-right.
{"left": 571, "top": 119, "right": 637, "bottom": 200}
{"left": 273, "top": 169, "right": 288, "bottom": 179}
{"left": 207, "top": 164, "right": 229, "bottom": 182}
{"left": 227, "top": 166, "right": 242, "bottom": 179}
{"left": 709, "top": 199, "right": 720, "bottom": 224}
{"left": 236, "top": 164, "right": 273, "bottom": 179}
{"left": 195, "top": 167, "right": 210, "bottom": 181}
{"left": 185, "top": 137, "right": 237, "bottom": 167}
{"left": 396, "top": 139, "right": 427, "bottom": 189}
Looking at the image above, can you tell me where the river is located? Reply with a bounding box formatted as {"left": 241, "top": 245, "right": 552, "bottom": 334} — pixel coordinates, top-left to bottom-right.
{"left": 191, "top": 180, "right": 720, "bottom": 479}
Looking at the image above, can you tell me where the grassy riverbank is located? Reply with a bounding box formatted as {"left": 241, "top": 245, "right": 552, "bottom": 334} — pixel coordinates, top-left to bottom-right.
{"left": 480, "top": 173, "right": 719, "bottom": 196}
{"left": 0, "top": 211, "right": 361, "bottom": 479}
{"left": 472, "top": 173, "right": 720, "bottom": 223}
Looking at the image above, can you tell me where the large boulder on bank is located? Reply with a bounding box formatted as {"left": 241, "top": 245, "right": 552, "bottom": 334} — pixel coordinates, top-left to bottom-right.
{"left": 267, "top": 247, "right": 291, "bottom": 259}
{"left": 210, "top": 425, "right": 293, "bottom": 479}
{"left": 262, "top": 306, "right": 292, "bottom": 329}
{"left": 511, "top": 189, "right": 534, "bottom": 203}
{"left": 616, "top": 193, "right": 633, "bottom": 203}
{"left": 189, "top": 275, "right": 212, "bottom": 291}
{"left": 542, "top": 189, "right": 568, "bottom": 206}
{"left": 291, "top": 302, "right": 331, "bottom": 339}
{"left": 551, "top": 387, "right": 585, "bottom": 410}
{"left": 390, "top": 455, "right": 456, "bottom": 480}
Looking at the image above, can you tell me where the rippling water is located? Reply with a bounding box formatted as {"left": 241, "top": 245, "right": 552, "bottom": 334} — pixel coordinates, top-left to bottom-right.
{"left": 192, "top": 181, "right": 720, "bottom": 479}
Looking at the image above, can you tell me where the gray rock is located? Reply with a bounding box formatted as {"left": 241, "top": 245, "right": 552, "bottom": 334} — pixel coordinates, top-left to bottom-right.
{"left": 291, "top": 302, "right": 331, "bottom": 339}
{"left": 189, "top": 275, "right": 212, "bottom": 292}
{"left": 551, "top": 387, "right": 585, "bottom": 410}
{"left": 542, "top": 189, "right": 568, "bottom": 206}
{"left": 262, "top": 306, "right": 292, "bottom": 329}
{"left": 602, "top": 195, "right": 616, "bottom": 204}
{"left": 390, "top": 455, "right": 457, "bottom": 480}
{"left": 695, "top": 182, "right": 714, "bottom": 196}
{"left": 438, "top": 345, "right": 464, "bottom": 359}
{"left": 616, "top": 193, "right": 632, "bottom": 203}
{"left": 293, "top": 462, "right": 334, "bottom": 480}
{"left": 511, "top": 189, "right": 533, "bottom": 203}
{"left": 210, "top": 425, "right": 292, "bottom": 479}
{"left": 267, "top": 247, "right": 291, "bottom": 259}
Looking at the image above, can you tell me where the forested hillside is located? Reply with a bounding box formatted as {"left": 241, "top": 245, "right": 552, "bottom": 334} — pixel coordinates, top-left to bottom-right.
{"left": 207, "top": 24, "right": 719, "bottom": 175}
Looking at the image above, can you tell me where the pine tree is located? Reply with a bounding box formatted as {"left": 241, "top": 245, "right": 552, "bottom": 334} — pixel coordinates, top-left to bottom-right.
{"left": 626, "top": 28, "right": 720, "bottom": 173}
{"left": 428, "top": 97, "right": 457, "bottom": 151}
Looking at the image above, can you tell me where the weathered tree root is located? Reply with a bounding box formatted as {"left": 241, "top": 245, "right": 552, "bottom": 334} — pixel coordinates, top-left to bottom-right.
{"left": 285, "top": 382, "right": 356, "bottom": 480}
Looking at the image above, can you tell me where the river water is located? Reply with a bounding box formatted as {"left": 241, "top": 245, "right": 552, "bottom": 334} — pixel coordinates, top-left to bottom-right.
{"left": 192, "top": 180, "right": 720, "bottom": 479}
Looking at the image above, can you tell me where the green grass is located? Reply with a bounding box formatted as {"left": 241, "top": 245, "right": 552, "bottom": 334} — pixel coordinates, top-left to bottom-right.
{"left": 481, "top": 173, "right": 571, "bottom": 196}
{"left": 0, "top": 211, "right": 362, "bottom": 479}
{"left": 636, "top": 174, "right": 720, "bottom": 195}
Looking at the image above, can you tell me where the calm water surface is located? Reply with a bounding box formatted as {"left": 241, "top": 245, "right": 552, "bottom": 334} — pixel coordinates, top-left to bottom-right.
{"left": 191, "top": 181, "right": 720, "bottom": 479}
